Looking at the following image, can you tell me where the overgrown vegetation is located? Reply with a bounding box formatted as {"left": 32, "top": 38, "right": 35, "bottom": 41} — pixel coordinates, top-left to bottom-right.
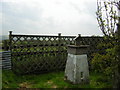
{"left": 2, "top": 40, "right": 9, "bottom": 51}
{"left": 96, "top": 0, "right": 120, "bottom": 88}
{"left": 91, "top": 37, "right": 116, "bottom": 81}
{"left": 2, "top": 70, "right": 112, "bottom": 88}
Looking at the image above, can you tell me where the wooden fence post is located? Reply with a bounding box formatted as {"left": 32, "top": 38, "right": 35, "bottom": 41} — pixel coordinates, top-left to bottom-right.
{"left": 9, "top": 31, "right": 12, "bottom": 52}
{"left": 58, "top": 33, "right": 61, "bottom": 50}
{"left": 9, "top": 31, "right": 12, "bottom": 71}
{"left": 58, "top": 33, "right": 61, "bottom": 70}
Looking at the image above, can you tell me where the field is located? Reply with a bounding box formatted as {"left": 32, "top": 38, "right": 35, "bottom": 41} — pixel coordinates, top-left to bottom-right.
{"left": 2, "top": 70, "right": 112, "bottom": 88}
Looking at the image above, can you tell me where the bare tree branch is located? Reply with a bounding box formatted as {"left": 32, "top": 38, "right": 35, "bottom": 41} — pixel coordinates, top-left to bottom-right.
{"left": 96, "top": 0, "right": 119, "bottom": 37}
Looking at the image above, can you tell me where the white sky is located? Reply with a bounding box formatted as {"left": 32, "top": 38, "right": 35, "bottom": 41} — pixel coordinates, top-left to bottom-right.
{"left": 1, "top": 0, "right": 104, "bottom": 36}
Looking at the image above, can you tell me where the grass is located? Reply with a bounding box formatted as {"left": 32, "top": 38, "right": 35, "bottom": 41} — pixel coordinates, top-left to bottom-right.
{"left": 0, "top": 49, "right": 3, "bottom": 52}
{"left": 2, "top": 70, "right": 112, "bottom": 88}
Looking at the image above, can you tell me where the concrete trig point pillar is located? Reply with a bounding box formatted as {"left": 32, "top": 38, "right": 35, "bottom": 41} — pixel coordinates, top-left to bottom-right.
{"left": 65, "top": 34, "right": 89, "bottom": 84}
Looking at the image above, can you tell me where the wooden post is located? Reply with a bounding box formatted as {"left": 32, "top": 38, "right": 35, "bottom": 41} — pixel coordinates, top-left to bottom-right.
{"left": 9, "top": 31, "right": 12, "bottom": 52}
{"left": 9, "top": 31, "right": 13, "bottom": 71}
{"left": 58, "top": 33, "right": 61, "bottom": 70}
{"left": 58, "top": 33, "right": 61, "bottom": 51}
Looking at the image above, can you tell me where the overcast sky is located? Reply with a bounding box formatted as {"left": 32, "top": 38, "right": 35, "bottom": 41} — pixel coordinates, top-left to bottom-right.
{"left": 1, "top": 0, "right": 103, "bottom": 36}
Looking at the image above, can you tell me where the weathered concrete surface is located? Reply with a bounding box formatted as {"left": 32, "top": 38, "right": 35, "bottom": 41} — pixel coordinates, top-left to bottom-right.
{"left": 65, "top": 53, "right": 89, "bottom": 84}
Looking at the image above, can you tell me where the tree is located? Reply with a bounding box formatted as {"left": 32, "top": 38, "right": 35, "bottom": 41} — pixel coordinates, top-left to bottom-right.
{"left": 96, "top": 0, "right": 120, "bottom": 36}
{"left": 96, "top": 0, "right": 120, "bottom": 88}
